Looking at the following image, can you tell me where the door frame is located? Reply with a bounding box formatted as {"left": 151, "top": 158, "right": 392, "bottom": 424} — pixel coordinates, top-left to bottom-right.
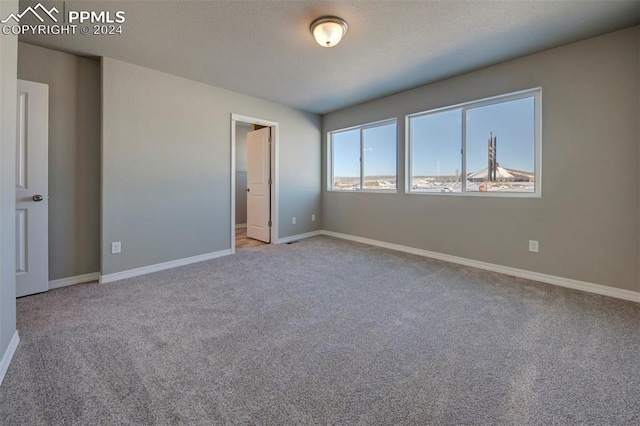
{"left": 230, "top": 113, "right": 279, "bottom": 253}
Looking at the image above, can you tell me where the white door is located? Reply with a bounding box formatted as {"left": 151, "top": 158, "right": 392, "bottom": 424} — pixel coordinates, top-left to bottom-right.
{"left": 15, "top": 80, "right": 49, "bottom": 297}
{"left": 246, "top": 127, "right": 271, "bottom": 243}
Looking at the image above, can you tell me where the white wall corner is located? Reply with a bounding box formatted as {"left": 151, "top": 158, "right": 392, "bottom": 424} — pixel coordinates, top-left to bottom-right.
{"left": 49, "top": 272, "right": 101, "bottom": 290}
{"left": 320, "top": 230, "right": 640, "bottom": 303}
{"left": 0, "top": 331, "right": 20, "bottom": 387}
{"left": 100, "top": 249, "right": 233, "bottom": 284}
{"left": 276, "top": 230, "right": 323, "bottom": 244}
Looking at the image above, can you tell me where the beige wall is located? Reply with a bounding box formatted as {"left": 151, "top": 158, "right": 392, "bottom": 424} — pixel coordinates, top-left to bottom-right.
{"left": 0, "top": 0, "right": 19, "bottom": 367}
{"left": 235, "top": 123, "right": 250, "bottom": 225}
{"left": 323, "top": 26, "right": 640, "bottom": 292}
{"left": 236, "top": 123, "right": 250, "bottom": 172}
{"left": 17, "top": 43, "right": 101, "bottom": 281}
{"left": 102, "top": 58, "right": 321, "bottom": 275}
{"left": 235, "top": 170, "right": 248, "bottom": 225}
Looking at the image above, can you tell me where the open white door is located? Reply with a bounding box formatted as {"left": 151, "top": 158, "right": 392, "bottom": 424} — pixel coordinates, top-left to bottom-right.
{"left": 15, "top": 80, "right": 49, "bottom": 297}
{"left": 246, "top": 127, "right": 271, "bottom": 243}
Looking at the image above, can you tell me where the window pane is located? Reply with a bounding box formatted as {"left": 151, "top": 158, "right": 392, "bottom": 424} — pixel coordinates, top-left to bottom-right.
{"left": 465, "top": 97, "right": 536, "bottom": 193}
{"left": 332, "top": 129, "right": 361, "bottom": 190}
{"left": 410, "top": 109, "right": 462, "bottom": 193}
{"left": 363, "top": 123, "right": 397, "bottom": 190}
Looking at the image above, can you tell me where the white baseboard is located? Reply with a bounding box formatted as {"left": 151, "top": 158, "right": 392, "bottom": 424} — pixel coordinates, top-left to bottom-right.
{"left": 235, "top": 223, "right": 247, "bottom": 229}
{"left": 277, "top": 230, "right": 323, "bottom": 244}
{"left": 49, "top": 272, "right": 100, "bottom": 290}
{"left": 321, "top": 230, "right": 640, "bottom": 303}
{"left": 100, "top": 249, "right": 233, "bottom": 284}
{"left": 0, "top": 331, "right": 20, "bottom": 387}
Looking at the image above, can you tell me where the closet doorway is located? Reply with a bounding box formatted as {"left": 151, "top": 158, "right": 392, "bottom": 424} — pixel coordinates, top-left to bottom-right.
{"left": 231, "top": 114, "right": 279, "bottom": 251}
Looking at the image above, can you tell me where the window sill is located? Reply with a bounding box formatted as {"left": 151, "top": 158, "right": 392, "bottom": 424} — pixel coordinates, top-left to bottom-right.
{"left": 328, "top": 189, "right": 398, "bottom": 194}
{"left": 406, "top": 190, "right": 540, "bottom": 198}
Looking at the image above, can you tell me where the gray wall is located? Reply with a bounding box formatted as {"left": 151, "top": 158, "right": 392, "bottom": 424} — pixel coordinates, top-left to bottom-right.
{"left": 0, "top": 0, "right": 18, "bottom": 364}
{"left": 101, "top": 58, "right": 321, "bottom": 275}
{"left": 235, "top": 123, "right": 249, "bottom": 225}
{"left": 235, "top": 171, "right": 247, "bottom": 225}
{"left": 236, "top": 123, "right": 249, "bottom": 172}
{"left": 17, "top": 43, "right": 101, "bottom": 281}
{"left": 323, "top": 26, "right": 640, "bottom": 293}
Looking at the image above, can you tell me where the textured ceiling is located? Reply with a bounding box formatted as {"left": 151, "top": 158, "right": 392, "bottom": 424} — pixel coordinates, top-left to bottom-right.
{"left": 18, "top": 0, "right": 640, "bottom": 114}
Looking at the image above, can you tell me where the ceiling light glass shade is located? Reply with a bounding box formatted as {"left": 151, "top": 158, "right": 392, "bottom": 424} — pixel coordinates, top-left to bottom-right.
{"left": 310, "top": 16, "right": 348, "bottom": 47}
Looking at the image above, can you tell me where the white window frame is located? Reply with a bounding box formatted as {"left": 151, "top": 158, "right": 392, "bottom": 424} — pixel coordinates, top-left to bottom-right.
{"left": 328, "top": 118, "right": 398, "bottom": 193}
{"left": 406, "top": 88, "right": 542, "bottom": 198}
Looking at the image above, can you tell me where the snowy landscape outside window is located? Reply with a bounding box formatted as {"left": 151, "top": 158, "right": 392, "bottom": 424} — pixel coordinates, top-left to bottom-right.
{"left": 408, "top": 88, "right": 541, "bottom": 196}
{"left": 330, "top": 119, "right": 397, "bottom": 192}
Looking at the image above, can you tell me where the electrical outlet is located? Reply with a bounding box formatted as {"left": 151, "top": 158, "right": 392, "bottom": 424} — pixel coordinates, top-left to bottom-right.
{"left": 292, "top": 217, "right": 296, "bottom": 225}
{"left": 311, "top": 214, "right": 316, "bottom": 222}
{"left": 528, "top": 240, "right": 539, "bottom": 253}
{"left": 111, "top": 241, "right": 121, "bottom": 254}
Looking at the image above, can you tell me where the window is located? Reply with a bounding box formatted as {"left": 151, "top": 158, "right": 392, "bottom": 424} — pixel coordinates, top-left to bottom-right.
{"left": 329, "top": 119, "right": 397, "bottom": 191}
{"left": 408, "top": 89, "right": 540, "bottom": 196}
{"left": 409, "top": 108, "right": 462, "bottom": 193}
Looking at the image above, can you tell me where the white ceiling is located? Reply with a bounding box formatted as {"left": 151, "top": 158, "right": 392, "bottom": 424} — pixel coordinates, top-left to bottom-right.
{"left": 19, "top": 0, "right": 640, "bottom": 114}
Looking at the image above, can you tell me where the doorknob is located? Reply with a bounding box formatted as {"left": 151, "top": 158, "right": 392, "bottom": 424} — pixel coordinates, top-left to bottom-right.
{"left": 32, "top": 194, "right": 44, "bottom": 202}
{"left": 246, "top": 188, "right": 250, "bottom": 192}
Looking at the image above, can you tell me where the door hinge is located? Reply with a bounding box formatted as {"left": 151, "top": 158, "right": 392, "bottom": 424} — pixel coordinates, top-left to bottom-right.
{"left": 268, "top": 220, "right": 272, "bottom": 227}
{"left": 268, "top": 178, "right": 272, "bottom": 185}
{"left": 269, "top": 137, "right": 272, "bottom": 143}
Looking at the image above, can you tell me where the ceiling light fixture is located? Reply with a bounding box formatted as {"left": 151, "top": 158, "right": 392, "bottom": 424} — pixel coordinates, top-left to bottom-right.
{"left": 310, "top": 16, "right": 348, "bottom": 48}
